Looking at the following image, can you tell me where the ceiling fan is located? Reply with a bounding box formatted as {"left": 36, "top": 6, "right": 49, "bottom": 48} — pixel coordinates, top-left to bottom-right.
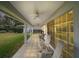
{"left": 35, "top": 10, "right": 39, "bottom": 17}
{"left": 33, "top": 4, "right": 40, "bottom": 20}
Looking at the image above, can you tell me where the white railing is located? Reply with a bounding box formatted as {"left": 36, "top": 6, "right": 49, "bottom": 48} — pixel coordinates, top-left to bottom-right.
{"left": 52, "top": 40, "right": 64, "bottom": 58}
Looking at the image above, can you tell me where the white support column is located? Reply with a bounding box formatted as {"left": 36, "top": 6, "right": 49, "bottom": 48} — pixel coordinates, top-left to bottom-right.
{"left": 23, "top": 24, "right": 27, "bottom": 44}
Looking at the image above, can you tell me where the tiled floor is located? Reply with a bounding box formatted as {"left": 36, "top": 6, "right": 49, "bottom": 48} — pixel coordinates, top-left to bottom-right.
{"left": 13, "top": 33, "right": 42, "bottom": 58}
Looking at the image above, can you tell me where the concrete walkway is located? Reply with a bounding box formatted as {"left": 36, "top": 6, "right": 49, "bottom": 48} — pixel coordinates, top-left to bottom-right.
{"left": 13, "top": 34, "right": 42, "bottom": 58}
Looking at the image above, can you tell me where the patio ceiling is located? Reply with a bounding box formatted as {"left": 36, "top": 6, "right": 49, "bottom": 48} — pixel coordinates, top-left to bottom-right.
{"left": 10, "top": 1, "right": 64, "bottom": 26}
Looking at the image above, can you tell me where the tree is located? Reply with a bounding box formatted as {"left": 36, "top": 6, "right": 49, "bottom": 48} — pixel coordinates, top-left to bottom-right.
{"left": 0, "top": 15, "right": 24, "bottom": 33}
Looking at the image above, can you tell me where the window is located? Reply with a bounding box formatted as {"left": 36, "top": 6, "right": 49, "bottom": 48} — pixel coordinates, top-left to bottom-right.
{"left": 47, "top": 10, "right": 74, "bottom": 58}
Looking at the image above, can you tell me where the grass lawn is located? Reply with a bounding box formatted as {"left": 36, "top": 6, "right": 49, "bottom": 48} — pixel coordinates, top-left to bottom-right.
{"left": 0, "top": 33, "right": 24, "bottom": 58}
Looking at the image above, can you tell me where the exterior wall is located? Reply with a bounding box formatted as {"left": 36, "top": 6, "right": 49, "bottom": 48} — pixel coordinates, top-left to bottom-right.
{"left": 73, "top": 4, "right": 79, "bottom": 57}
{"left": 45, "top": 2, "right": 79, "bottom": 57}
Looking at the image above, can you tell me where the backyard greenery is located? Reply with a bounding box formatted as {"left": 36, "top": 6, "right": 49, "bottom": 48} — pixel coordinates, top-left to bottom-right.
{"left": 0, "top": 33, "right": 24, "bottom": 58}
